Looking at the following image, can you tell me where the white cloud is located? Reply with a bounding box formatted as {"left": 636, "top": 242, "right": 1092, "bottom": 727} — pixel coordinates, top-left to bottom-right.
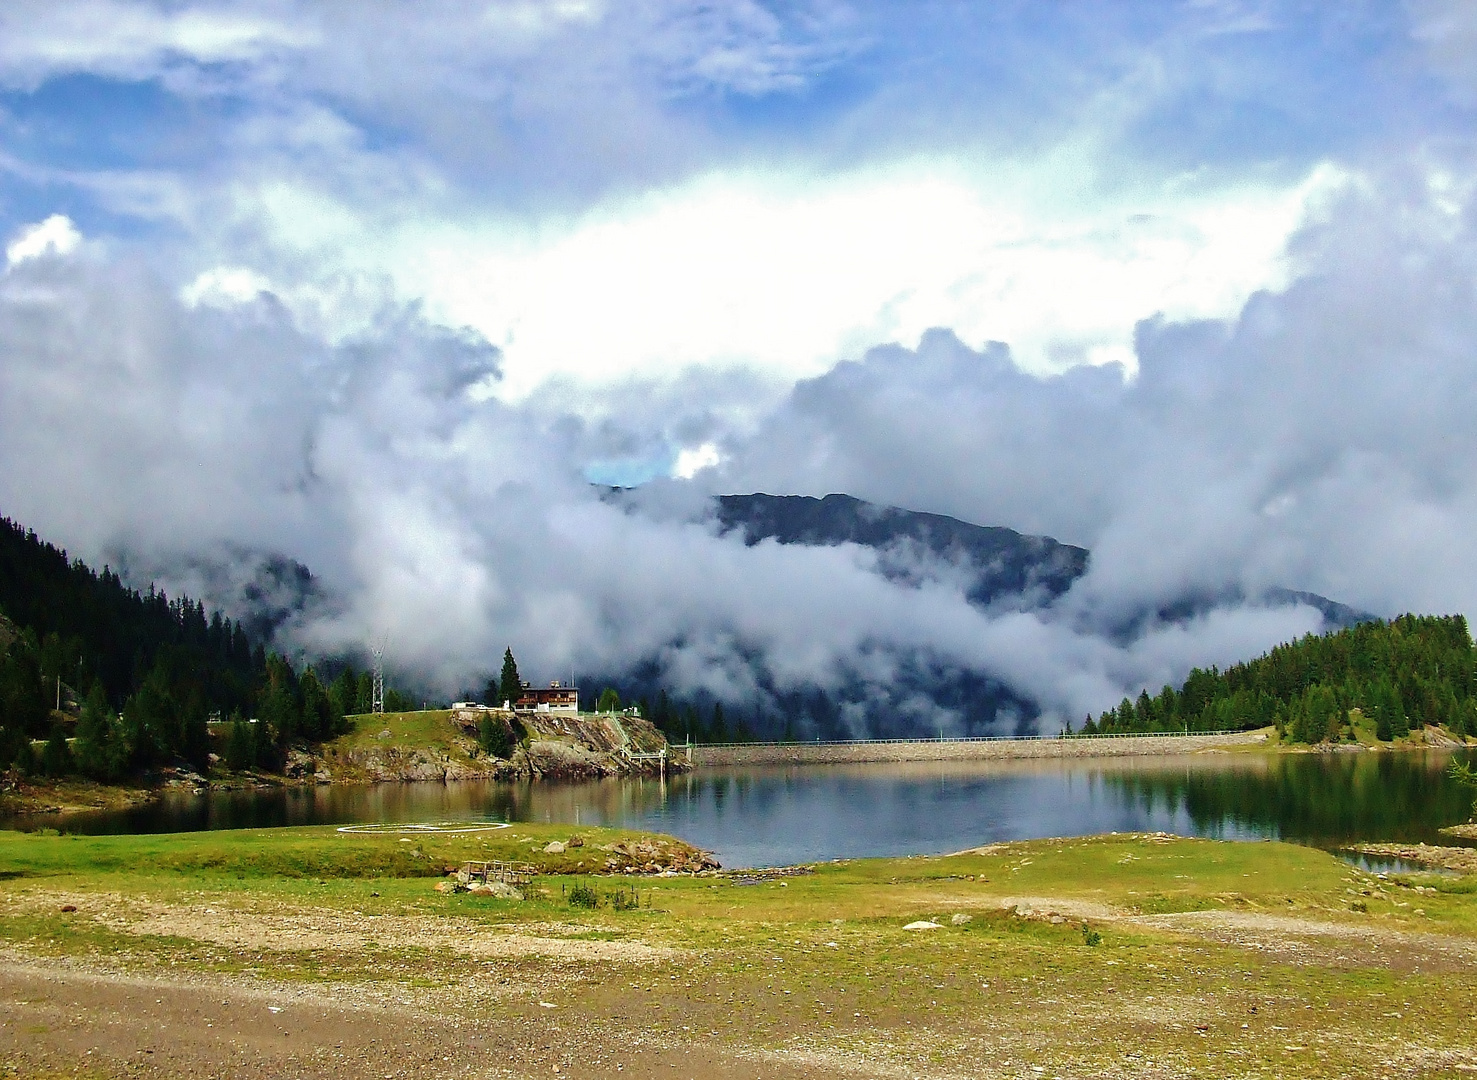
{"left": 5, "top": 215, "right": 82, "bottom": 265}
{"left": 0, "top": 1, "right": 316, "bottom": 87}
{"left": 236, "top": 160, "right": 1344, "bottom": 398}
{"left": 6, "top": 162, "right": 1469, "bottom": 735}
{"left": 672, "top": 442, "right": 721, "bottom": 479}
{"left": 180, "top": 266, "right": 273, "bottom": 308}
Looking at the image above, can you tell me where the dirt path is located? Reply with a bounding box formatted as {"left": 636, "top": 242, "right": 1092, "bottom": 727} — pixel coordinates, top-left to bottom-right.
{"left": 6, "top": 865, "right": 1477, "bottom": 1079}
{"left": 1, "top": 888, "right": 681, "bottom": 965}
{"left": 1126, "top": 908, "right": 1477, "bottom": 972}
{"left": 0, "top": 956, "right": 867, "bottom": 1080}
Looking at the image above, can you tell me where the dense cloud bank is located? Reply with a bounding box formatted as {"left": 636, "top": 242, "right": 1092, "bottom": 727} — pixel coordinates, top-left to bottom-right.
{"left": 2, "top": 168, "right": 1476, "bottom": 733}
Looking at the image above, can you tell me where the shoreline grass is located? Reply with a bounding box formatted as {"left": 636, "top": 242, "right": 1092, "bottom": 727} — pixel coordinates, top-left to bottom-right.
{"left": 2, "top": 825, "right": 1476, "bottom": 1076}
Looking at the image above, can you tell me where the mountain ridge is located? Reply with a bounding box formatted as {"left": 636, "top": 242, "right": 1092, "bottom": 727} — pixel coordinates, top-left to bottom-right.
{"left": 712, "top": 492, "right": 1372, "bottom": 629}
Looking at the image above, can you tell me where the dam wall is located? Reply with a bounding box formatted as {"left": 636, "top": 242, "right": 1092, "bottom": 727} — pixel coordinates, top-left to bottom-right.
{"left": 686, "top": 730, "right": 1266, "bottom": 767}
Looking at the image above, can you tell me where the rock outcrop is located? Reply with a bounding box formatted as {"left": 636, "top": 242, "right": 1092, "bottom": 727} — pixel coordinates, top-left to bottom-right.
{"left": 309, "top": 708, "right": 683, "bottom": 785}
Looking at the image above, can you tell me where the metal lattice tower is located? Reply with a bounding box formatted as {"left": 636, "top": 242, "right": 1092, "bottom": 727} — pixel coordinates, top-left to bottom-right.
{"left": 371, "top": 642, "right": 385, "bottom": 715}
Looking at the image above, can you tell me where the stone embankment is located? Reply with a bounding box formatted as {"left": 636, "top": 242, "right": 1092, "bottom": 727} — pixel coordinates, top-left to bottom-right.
{"left": 687, "top": 730, "right": 1267, "bottom": 767}
{"left": 307, "top": 708, "right": 681, "bottom": 784}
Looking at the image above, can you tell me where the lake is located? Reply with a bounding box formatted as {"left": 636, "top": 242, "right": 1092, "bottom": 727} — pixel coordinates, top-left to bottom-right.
{"left": 12, "top": 748, "right": 1477, "bottom": 868}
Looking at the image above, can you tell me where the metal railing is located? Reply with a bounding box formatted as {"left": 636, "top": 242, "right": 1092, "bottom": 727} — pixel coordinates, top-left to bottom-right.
{"left": 686, "top": 728, "right": 1251, "bottom": 751}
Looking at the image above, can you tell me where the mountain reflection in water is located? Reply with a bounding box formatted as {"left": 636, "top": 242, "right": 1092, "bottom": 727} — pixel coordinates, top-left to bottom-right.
{"left": 13, "top": 750, "right": 1475, "bottom": 869}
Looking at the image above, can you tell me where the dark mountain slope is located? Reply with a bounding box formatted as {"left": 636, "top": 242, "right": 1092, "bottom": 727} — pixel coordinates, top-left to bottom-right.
{"left": 713, "top": 493, "right": 1371, "bottom": 629}
{"left": 715, "top": 493, "right": 1088, "bottom": 609}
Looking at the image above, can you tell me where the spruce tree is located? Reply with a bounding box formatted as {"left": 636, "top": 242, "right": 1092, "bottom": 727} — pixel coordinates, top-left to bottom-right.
{"left": 226, "top": 714, "right": 255, "bottom": 772}
{"left": 1375, "top": 703, "right": 1393, "bottom": 742}
{"left": 40, "top": 724, "right": 72, "bottom": 777}
{"left": 497, "top": 648, "right": 522, "bottom": 708}
{"left": 329, "top": 667, "right": 359, "bottom": 719}
{"left": 259, "top": 655, "right": 302, "bottom": 746}
{"left": 299, "top": 667, "right": 333, "bottom": 741}
{"left": 73, "top": 683, "right": 122, "bottom": 781}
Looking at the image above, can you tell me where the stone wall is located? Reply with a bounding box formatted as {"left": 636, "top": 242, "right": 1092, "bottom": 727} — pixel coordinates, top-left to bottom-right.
{"left": 686, "top": 731, "right": 1266, "bottom": 767}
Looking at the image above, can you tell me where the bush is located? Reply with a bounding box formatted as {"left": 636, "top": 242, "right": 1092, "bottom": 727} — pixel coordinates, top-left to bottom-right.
{"left": 1080, "top": 921, "right": 1102, "bottom": 946}
{"left": 478, "top": 715, "right": 514, "bottom": 759}
{"left": 568, "top": 883, "right": 599, "bottom": 908}
{"left": 9, "top": 739, "right": 36, "bottom": 775}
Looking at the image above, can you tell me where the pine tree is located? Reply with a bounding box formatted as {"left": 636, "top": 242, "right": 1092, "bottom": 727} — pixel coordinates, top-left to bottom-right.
{"left": 40, "top": 724, "right": 72, "bottom": 777}
{"left": 73, "top": 683, "right": 123, "bottom": 781}
{"left": 497, "top": 648, "right": 522, "bottom": 708}
{"left": 226, "top": 714, "right": 255, "bottom": 772}
{"left": 299, "top": 667, "right": 333, "bottom": 741}
{"left": 329, "top": 667, "right": 359, "bottom": 719}
{"left": 259, "top": 655, "right": 302, "bottom": 748}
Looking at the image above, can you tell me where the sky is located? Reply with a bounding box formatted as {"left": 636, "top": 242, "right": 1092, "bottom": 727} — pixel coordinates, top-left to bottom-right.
{"left": 2, "top": 1, "right": 1477, "bottom": 731}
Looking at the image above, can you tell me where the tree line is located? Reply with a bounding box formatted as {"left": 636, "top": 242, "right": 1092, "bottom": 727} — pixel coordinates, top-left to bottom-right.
{"left": 0, "top": 516, "right": 411, "bottom": 781}
{"left": 1079, "top": 614, "right": 1477, "bottom": 743}
{"left": 595, "top": 684, "right": 758, "bottom": 744}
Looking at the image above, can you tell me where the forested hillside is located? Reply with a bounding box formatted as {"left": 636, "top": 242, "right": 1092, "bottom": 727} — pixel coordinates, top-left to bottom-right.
{"left": 1082, "top": 615, "right": 1476, "bottom": 743}
{"left": 0, "top": 517, "right": 396, "bottom": 780}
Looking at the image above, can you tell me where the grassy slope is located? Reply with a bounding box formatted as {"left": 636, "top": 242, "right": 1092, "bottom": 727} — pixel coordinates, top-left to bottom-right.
{"left": 330, "top": 710, "right": 459, "bottom": 753}
{"left": 2, "top": 826, "right": 1475, "bottom": 1077}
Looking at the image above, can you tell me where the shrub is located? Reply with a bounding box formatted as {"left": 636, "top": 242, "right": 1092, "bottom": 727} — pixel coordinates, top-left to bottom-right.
{"left": 1080, "top": 921, "right": 1102, "bottom": 946}
{"left": 478, "top": 715, "right": 514, "bottom": 759}
{"left": 568, "top": 883, "right": 599, "bottom": 908}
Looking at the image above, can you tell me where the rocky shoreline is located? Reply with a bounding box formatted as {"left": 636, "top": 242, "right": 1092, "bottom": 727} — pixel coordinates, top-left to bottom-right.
{"left": 0, "top": 708, "right": 683, "bottom": 820}
{"left": 303, "top": 707, "right": 682, "bottom": 784}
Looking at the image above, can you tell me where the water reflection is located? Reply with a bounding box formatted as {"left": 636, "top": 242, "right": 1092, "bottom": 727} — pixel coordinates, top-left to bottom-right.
{"left": 10, "top": 749, "right": 1474, "bottom": 868}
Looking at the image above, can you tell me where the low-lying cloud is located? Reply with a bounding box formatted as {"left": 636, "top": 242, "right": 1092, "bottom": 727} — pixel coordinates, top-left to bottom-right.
{"left": 2, "top": 161, "right": 1475, "bottom": 734}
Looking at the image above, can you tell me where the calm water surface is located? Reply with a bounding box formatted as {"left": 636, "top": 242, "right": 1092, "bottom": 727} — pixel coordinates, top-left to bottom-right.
{"left": 14, "top": 749, "right": 1476, "bottom": 868}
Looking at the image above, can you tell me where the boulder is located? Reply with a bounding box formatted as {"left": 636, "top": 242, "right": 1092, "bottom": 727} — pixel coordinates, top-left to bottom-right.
{"left": 469, "top": 881, "right": 524, "bottom": 900}
{"left": 544, "top": 841, "right": 566, "bottom": 854}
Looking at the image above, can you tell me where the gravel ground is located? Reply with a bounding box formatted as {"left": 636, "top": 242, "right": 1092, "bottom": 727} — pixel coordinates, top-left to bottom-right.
{"left": 0, "top": 956, "right": 859, "bottom": 1080}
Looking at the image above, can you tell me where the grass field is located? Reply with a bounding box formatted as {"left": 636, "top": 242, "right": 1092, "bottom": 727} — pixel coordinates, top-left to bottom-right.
{"left": 2, "top": 824, "right": 1476, "bottom": 1079}
{"left": 332, "top": 710, "right": 460, "bottom": 752}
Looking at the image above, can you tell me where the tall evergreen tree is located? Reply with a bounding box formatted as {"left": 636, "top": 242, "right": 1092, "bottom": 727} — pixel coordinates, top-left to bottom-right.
{"left": 73, "top": 683, "right": 123, "bottom": 781}
{"left": 329, "top": 667, "right": 360, "bottom": 719}
{"left": 40, "top": 724, "right": 73, "bottom": 777}
{"left": 225, "top": 714, "right": 256, "bottom": 772}
{"left": 497, "top": 648, "right": 522, "bottom": 708}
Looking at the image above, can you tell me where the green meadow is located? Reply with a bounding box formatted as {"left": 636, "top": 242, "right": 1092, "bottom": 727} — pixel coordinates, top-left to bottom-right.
{"left": 2, "top": 824, "right": 1476, "bottom": 1077}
